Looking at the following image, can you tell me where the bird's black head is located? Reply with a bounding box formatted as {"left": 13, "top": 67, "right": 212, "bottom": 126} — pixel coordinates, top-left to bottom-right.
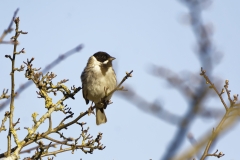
{"left": 93, "top": 51, "right": 114, "bottom": 62}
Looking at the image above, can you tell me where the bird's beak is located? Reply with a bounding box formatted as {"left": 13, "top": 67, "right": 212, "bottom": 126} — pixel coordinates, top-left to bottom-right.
{"left": 108, "top": 57, "right": 116, "bottom": 61}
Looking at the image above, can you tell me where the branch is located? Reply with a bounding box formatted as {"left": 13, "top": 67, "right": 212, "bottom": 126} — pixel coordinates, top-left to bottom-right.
{"left": 0, "top": 112, "right": 10, "bottom": 132}
{"left": 199, "top": 68, "right": 237, "bottom": 160}
{"left": 22, "top": 123, "right": 105, "bottom": 159}
{"left": 175, "top": 68, "right": 239, "bottom": 160}
{"left": 52, "top": 70, "right": 133, "bottom": 132}
{"left": 14, "top": 70, "right": 132, "bottom": 152}
{"left": 0, "top": 89, "right": 10, "bottom": 100}
{"left": 0, "top": 8, "right": 19, "bottom": 44}
{"left": 149, "top": 66, "right": 196, "bottom": 100}
{"left": 200, "top": 68, "right": 228, "bottom": 111}
{"left": 20, "top": 143, "right": 57, "bottom": 154}
{"left": 0, "top": 44, "right": 84, "bottom": 111}
{"left": 206, "top": 149, "right": 224, "bottom": 158}
{"left": 174, "top": 107, "right": 238, "bottom": 160}
{"left": 161, "top": 0, "right": 216, "bottom": 158}
{"left": 40, "top": 132, "right": 105, "bottom": 157}
{"left": 118, "top": 86, "right": 181, "bottom": 125}
{"left": 105, "top": 70, "right": 133, "bottom": 96}
{"left": 3, "top": 67, "right": 131, "bottom": 158}
{"left": 97, "top": 70, "right": 133, "bottom": 108}
{"left": 7, "top": 17, "right": 28, "bottom": 157}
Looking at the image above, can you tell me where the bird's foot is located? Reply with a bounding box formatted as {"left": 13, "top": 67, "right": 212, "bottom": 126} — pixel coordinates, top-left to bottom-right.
{"left": 88, "top": 102, "right": 95, "bottom": 116}
{"left": 103, "top": 99, "right": 113, "bottom": 109}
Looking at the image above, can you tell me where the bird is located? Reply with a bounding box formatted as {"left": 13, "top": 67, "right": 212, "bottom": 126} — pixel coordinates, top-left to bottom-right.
{"left": 81, "top": 51, "right": 117, "bottom": 125}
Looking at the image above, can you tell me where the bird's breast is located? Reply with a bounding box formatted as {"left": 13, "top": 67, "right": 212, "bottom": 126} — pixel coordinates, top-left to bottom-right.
{"left": 83, "top": 65, "right": 116, "bottom": 103}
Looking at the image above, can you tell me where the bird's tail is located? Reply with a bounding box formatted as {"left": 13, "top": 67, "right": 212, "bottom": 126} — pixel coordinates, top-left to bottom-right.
{"left": 96, "top": 108, "right": 107, "bottom": 125}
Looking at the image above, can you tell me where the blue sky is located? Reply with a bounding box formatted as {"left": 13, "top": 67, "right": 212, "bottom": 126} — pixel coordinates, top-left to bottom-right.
{"left": 0, "top": 1, "right": 240, "bottom": 160}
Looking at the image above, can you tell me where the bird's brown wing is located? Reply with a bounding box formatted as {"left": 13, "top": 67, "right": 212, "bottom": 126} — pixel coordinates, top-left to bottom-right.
{"left": 82, "top": 87, "right": 89, "bottom": 104}
{"left": 81, "top": 72, "right": 89, "bottom": 105}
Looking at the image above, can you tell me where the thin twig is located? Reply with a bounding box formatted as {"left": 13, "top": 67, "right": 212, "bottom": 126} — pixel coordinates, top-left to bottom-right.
{"left": 206, "top": 149, "right": 224, "bottom": 158}
{"left": 200, "top": 67, "right": 228, "bottom": 111}
{"left": 7, "top": 17, "right": 24, "bottom": 157}
{"left": 175, "top": 68, "right": 238, "bottom": 160}
{"left": 102, "top": 70, "right": 133, "bottom": 101}
{"left": 199, "top": 68, "right": 233, "bottom": 160}
{"left": 0, "top": 8, "right": 19, "bottom": 43}
{"left": 0, "top": 89, "right": 10, "bottom": 100}
{"left": 0, "top": 112, "right": 10, "bottom": 132}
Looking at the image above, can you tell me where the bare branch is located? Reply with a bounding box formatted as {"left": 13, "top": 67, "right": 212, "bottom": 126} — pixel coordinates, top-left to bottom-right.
{"left": 118, "top": 86, "right": 181, "bottom": 125}
{"left": 200, "top": 67, "right": 228, "bottom": 111}
{"left": 174, "top": 69, "right": 239, "bottom": 160}
{"left": 174, "top": 107, "right": 239, "bottom": 160}
{"left": 206, "top": 149, "right": 224, "bottom": 158}
{"left": 161, "top": 0, "right": 217, "bottom": 158}
{"left": 20, "top": 143, "right": 57, "bottom": 154}
{"left": 0, "top": 89, "right": 10, "bottom": 100}
{"left": 0, "top": 8, "right": 19, "bottom": 44}
{"left": 6, "top": 16, "right": 28, "bottom": 157}
{"left": 0, "top": 111, "right": 10, "bottom": 132}
{"left": 0, "top": 44, "right": 84, "bottom": 111}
